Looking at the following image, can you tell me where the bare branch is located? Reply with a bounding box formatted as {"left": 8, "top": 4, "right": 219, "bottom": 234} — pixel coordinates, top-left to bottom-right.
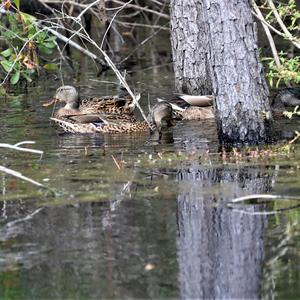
{"left": 251, "top": 10, "right": 300, "bottom": 50}
{"left": 266, "top": 0, "right": 300, "bottom": 49}
{"left": 107, "top": 0, "right": 169, "bottom": 19}
{"left": 252, "top": 1, "right": 280, "bottom": 67}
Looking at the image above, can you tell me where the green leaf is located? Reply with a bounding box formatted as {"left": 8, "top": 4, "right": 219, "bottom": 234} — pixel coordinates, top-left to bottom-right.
{"left": 0, "top": 86, "right": 7, "bottom": 96}
{"left": 1, "top": 48, "right": 13, "bottom": 58}
{"left": 20, "top": 12, "right": 36, "bottom": 25}
{"left": 21, "top": 72, "right": 33, "bottom": 82}
{"left": 42, "top": 42, "right": 56, "bottom": 49}
{"left": 36, "top": 31, "right": 47, "bottom": 43}
{"left": 10, "top": 70, "right": 20, "bottom": 85}
{"left": 44, "top": 63, "right": 57, "bottom": 71}
{"left": 45, "top": 36, "right": 57, "bottom": 42}
{"left": 38, "top": 45, "right": 53, "bottom": 55}
{"left": 13, "top": 0, "right": 20, "bottom": 10}
{"left": 276, "top": 78, "right": 281, "bottom": 88}
{"left": 0, "top": 60, "right": 14, "bottom": 72}
{"left": 28, "top": 24, "right": 38, "bottom": 37}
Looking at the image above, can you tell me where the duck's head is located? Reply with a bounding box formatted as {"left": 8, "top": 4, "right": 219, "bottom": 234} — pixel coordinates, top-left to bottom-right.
{"left": 54, "top": 86, "right": 79, "bottom": 109}
{"left": 149, "top": 101, "right": 175, "bottom": 137}
{"left": 272, "top": 88, "right": 300, "bottom": 109}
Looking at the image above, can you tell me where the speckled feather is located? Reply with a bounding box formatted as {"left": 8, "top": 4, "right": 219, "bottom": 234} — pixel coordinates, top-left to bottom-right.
{"left": 50, "top": 116, "right": 154, "bottom": 134}
{"left": 79, "top": 95, "right": 135, "bottom": 114}
{"left": 178, "top": 106, "right": 214, "bottom": 120}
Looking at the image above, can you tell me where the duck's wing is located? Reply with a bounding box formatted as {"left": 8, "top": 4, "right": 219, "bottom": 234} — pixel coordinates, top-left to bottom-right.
{"left": 157, "top": 98, "right": 185, "bottom": 112}
{"left": 50, "top": 112, "right": 112, "bottom": 133}
{"left": 176, "top": 94, "right": 214, "bottom": 107}
{"left": 158, "top": 94, "right": 213, "bottom": 110}
{"left": 67, "top": 114, "right": 108, "bottom": 124}
{"left": 50, "top": 117, "right": 104, "bottom": 133}
{"left": 80, "top": 94, "right": 138, "bottom": 114}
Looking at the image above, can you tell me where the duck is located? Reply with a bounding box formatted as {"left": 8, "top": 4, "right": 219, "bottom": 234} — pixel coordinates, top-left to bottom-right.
{"left": 272, "top": 87, "right": 300, "bottom": 110}
{"left": 44, "top": 85, "right": 137, "bottom": 116}
{"left": 158, "top": 94, "right": 214, "bottom": 120}
{"left": 50, "top": 101, "right": 175, "bottom": 137}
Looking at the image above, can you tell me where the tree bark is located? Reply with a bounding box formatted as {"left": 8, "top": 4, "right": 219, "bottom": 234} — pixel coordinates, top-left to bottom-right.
{"left": 170, "top": 0, "right": 273, "bottom": 146}
{"left": 170, "top": 0, "right": 213, "bottom": 94}
{"left": 205, "top": 0, "right": 272, "bottom": 146}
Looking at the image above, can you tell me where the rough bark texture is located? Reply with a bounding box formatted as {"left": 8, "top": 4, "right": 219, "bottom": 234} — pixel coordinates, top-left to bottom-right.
{"left": 203, "top": 0, "right": 272, "bottom": 146}
{"left": 170, "top": 0, "right": 272, "bottom": 146}
{"left": 170, "top": 0, "right": 213, "bottom": 94}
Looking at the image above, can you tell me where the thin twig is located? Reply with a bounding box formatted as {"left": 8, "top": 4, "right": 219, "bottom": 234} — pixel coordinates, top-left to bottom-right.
{"left": 251, "top": 2, "right": 300, "bottom": 49}
{"left": 119, "top": 24, "right": 164, "bottom": 65}
{"left": 77, "top": 0, "right": 102, "bottom": 19}
{"left": 109, "top": 0, "right": 169, "bottom": 19}
{"left": 266, "top": 0, "right": 300, "bottom": 49}
{"left": 100, "top": 0, "right": 133, "bottom": 49}
{"left": 111, "top": 155, "right": 121, "bottom": 170}
{"left": 41, "top": 13, "right": 150, "bottom": 125}
{"left": 116, "top": 20, "right": 169, "bottom": 31}
{"left": 39, "top": 23, "right": 107, "bottom": 66}
{"left": 252, "top": 1, "right": 280, "bottom": 67}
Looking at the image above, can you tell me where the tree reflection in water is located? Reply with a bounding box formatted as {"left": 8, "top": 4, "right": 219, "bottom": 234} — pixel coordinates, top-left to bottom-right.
{"left": 176, "top": 165, "right": 271, "bottom": 299}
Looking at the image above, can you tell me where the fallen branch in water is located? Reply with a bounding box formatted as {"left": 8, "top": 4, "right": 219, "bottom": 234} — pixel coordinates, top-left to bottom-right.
{"left": 0, "top": 141, "right": 43, "bottom": 158}
{"left": 228, "top": 193, "right": 300, "bottom": 215}
{"left": 229, "top": 204, "right": 300, "bottom": 215}
{"left": 228, "top": 193, "right": 300, "bottom": 203}
{"left": 0, "top": 165, "right": 45, "bottom": 188}
{"left": 0, "top": 141, "right": 45, "bottom": 188}
{"left": 3, "top": 207, "right": 44, "bottom": 228}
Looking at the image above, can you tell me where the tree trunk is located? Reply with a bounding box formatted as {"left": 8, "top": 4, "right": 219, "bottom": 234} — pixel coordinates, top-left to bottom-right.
{"left": 204, "top": 0, "right": 272, "bottom": 146}
{"left": 170, "top": 0, "right": 213, "bottom": 94}
{"left": 170, "top": 0, "right": 273, "bottom": 146}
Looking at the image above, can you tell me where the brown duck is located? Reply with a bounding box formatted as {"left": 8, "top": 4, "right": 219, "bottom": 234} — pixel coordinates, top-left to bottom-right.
{"left": 158, "top": 94, "right": 214, "bottom": 120}
{"left": 46, "top": 85, "right": 137, "bottom": 117}
{"left": 50, "top": 101, "right": 175, "bottom": 136}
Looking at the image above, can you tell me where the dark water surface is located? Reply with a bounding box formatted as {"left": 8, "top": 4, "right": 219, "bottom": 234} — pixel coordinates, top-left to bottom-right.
{"left": 1, "top": 66, "right": 300, "bottom": 299}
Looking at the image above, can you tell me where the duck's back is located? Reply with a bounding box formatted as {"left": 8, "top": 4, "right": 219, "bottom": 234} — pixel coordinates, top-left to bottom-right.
{"left": 79, "top": 95, "right": 134, "bottom": 114}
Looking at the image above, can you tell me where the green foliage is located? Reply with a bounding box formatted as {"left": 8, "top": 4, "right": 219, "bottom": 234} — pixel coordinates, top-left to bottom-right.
{"left": 264, "top": 53, "right": 300, "bottom": 87}
{"left": 0, "top": 3, "right": 57, "bottom": 86}
{"left": 261, "top": 0, "right": 300, "bottom": 87}
{"left": 13, "top": 0, "right": 20, "bottom": 10}
{"left": 265, "top": 0, "right": 300, "bottom": 31}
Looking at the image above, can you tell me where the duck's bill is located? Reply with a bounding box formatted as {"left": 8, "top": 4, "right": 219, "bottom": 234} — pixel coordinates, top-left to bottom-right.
{"left": 42, "top": 98, "right": 57, "bottom": 107}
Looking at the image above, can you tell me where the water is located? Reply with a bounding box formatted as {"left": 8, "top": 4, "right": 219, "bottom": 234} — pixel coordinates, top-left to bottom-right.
{"left": 1, "top": 63, "right": 300, "bottom": 299}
